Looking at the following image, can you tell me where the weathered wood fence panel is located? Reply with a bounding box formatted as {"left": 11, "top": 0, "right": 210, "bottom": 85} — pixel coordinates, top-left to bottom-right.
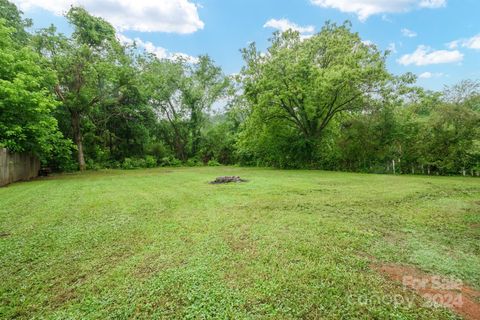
{"left": 0, "top": 148, "right": 40, "bottom": 187}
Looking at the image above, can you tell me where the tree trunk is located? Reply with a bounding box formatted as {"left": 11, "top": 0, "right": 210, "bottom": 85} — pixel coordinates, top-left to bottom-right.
{"left": 109, "top": 132, "right": 113, "bottom": 156}
{"left": 71, "top": 111, "right": 86, "bottom": 171}
{"left": 191, "top": 127, "right": 200, "bottom": 156}
{"left": 190, "top": 108, "right": 201, "bottom": 157}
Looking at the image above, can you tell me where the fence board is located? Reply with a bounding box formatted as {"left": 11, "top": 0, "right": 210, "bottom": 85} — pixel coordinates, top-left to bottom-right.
{"left": 0, "top": 148, "right": 40, "bottom": 187}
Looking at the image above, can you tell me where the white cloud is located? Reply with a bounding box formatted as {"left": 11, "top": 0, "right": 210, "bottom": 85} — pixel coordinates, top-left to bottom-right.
{"left": 13, "top": 0, "right": 204, "bottom": 34}
{"left": 464, "top": 35, "right": 480, "bottom": 49}
{"left": 419, "top": 71, "right": 432, "bottom": 78}
{"left": 446, "top": 41, "right": 459, "bottom": 49}
{"left": 381, "top": 14, "right": 393, "bottom": 22}
{"left": 401, "top": 28, "right": 417, "bottom": 38}
{"left": 418, "top": 71, "right": 443, "bottom": 79}
{"left": 447, "top": 34, "right": 480, "bottom": 50}
{"left": 118, "top": 34, "right": 198, "bottom": 63}
{"left": 310, "top": 0, "right": 446, "bottom": 21}
{"left": 419, "top": 0, "right": 446, "bottom": 8}
{"left": 263, "top": 18, "right": 315, "bottom": 34}
{"left": 398, "top": 45, "right": 463, "bottom": 66}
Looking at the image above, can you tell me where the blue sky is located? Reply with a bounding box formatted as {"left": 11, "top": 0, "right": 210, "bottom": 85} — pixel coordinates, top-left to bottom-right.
{"left": 13, "top": 0, "right": 480, "bottom": 90}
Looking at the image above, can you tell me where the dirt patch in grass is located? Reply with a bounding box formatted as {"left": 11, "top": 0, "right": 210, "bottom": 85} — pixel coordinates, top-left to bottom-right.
{"left": 373, "top": 263, "right": 480, "bottom": 320}
{"left": 50, "top": 274, "right": 87, "bottom": 307}
{"left": 131, "top": 253, "right": 181, "bottom": 279}
{"left": 52, "top": 287, "right": 78, "bottom": 306}
{"left": 227, "top": 235, "right": 256, "bottom": 254}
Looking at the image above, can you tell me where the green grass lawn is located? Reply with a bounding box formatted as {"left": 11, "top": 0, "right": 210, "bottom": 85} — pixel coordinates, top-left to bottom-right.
{"left": 0, "top": 167, "right": 479, "bottom": 319}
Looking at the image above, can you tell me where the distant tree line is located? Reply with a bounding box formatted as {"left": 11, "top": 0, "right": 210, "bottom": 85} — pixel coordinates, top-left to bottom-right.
{"left": 1, "top": 1, "right": 479, "bottom": 175}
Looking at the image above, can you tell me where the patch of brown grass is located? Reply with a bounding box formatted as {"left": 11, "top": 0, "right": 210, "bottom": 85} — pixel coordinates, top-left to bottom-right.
{"left": 373, "top": 263, "right": 480, "bottom": 320}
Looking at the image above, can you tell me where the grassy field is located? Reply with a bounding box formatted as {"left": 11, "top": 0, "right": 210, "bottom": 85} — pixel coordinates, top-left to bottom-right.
{"left": 0, "top": 167, "right": 479, "bottom": 319}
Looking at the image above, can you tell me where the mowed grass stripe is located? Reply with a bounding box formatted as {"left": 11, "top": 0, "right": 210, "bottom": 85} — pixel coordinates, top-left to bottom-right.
{"left": 0, "top": 167, "right": 478, "bottom": 319}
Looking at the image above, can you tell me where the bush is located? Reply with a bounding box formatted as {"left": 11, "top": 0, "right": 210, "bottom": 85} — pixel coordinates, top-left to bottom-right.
{"left": 207, "top": 159, "right": 221, "bottom": 166}
{"left": 160, "top": 156, "right": 182, "bottom": 167}
{"left": 108, "top": 161, "right": 121, "bottom": 169}
{"left": 121, "top": 158, "right": 136, "bottom": 170}
{"left": 120, "top": 157, "right": 160, "bottom": 170}
{"left": 135, "top": 158, "right": 147, "bottom": 168}
{"left": 86, "top": 158, "right": 102, "bottom": 170}
{"left": 148, "top": 142, "right": 170, "bottom": 160}
{"left": 169, "top": 158, "right": 182, "bottom": 167}
{"left": 145, "top": 155, "right": 157, "bottom": 168}
{"left": 186, "top": 158, "right": 202, "bottom": 167}
{"left": 59, "top": 160, "right": 79, "bottom": 172}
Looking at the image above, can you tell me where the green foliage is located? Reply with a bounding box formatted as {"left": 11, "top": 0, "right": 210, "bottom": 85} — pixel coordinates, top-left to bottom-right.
{"left": 0, "top": 19, "right": 72, "bottom": 161}
{"left": 66, "top": 7, "right": 116, "bottom": 47}
{"left": 120, "top": 156, "right": 160, "bottom": 170}
{"left": 207, "top": 159, "right": 221, "bottom": 166}
{"left": 235, "top": 22, "right": 479, "bottom": 174}
{"left": 0, "top": 0, "right": 31, "bottom": 44}
{"left": 424, "top": 103, "right": 479, "bottom": 174}
{"left": 198, "top": 111, "right": 239, "bottom": 165}
{"left": 186, "top": 158, "right": 202, "bottom": 167}
{"left": 144, "top": 155, "right": 157, "bottom": 168}
{"left": 238, "top": 22, "right": 391, "bottom": 167}
{"left": 33, "top": 6, "right": 128, "bottom": 170}
{"left": 86, "top": 158, "right": 102, "bottom": 171}
{"left": 141, "top": 55, "right": 230, "bottom": 161}
{"left": 1, "top": 1, "right": 478, "bottom": 176}
{"left": 121, "top": 157, "right": 136, "bottom": 170}
{"left": 160, "top": 156, "right": 182, "bottom": 167}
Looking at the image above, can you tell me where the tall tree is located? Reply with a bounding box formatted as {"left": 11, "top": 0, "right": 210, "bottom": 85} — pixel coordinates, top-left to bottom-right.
{"left": 238, "top": 22, "right": 391, "bottom": 167}
{"left": 141, "top": 55, "right": 229, "bottom": 160}
{"left": 180, "top": 55, "right": 230, "bottom": 156}
{"left": 34, "top": 7, "right": 121, "bottom": 170}
{"left": 141, "top": 57, "right": 190, "bottom": 160}
{"left": 0, "top": 19, "right": 68, "bottom": 159}
{"left": 0, "top": 0, "right": 31, "bottom": 44}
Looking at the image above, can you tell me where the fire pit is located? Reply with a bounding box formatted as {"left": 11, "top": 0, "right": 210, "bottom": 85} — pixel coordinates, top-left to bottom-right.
{"left": 210, "top": 176, "right": 247, "bottom": 184}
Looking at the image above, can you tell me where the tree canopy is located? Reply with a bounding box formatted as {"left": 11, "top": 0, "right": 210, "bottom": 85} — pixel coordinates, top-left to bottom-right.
{"left": 238, "top": 23, "right": 391, "bottom": 167}
{"left": 0, "top": 1, "right": 479, "bottom": 176}
{"left": 0, "top": 19, "right": 69, "bottom": 159}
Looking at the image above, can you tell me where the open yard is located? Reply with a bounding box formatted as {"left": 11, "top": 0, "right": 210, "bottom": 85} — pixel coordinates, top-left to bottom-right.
{"left": 0, "top": 167, "right": 479, "bottom": 319}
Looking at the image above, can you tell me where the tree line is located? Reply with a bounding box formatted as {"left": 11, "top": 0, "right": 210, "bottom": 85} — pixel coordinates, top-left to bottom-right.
{"left": 1, "top": 1, "right": 479, "bottom": 176}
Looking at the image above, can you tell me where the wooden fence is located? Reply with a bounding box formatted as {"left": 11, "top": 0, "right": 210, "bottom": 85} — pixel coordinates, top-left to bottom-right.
{"left": 0, "top": 148, "right": 40, "bottom": 187}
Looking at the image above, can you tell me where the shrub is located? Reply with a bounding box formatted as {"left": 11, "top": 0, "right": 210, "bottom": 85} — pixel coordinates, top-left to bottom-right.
{"left": 186, "top": 158, "right": 202, "bottom": 167}
{"left": 170, "top": 158, "right": 182, "bottom": 167}
{"left": 135, "top": 158, "right": 147, "bottom": 168}
{"left": 108, "top": 161, "right": 121, "bottom": 169}
{"left": 160, "top": 156, "right": 182, "bottom": 167}
{"left": 207, "top": 159, "right": 221, "bottom": 166}
{"left": 86, "top": 159, "right": 102, "bottom": 170}
{"left": 145, "top": 155, "right": 157, "bottom": 168}
{"left": 148, "top": 142, "right": 169, "bottom": 160}
{"left": 121, "top": 158, "right": 135, "bottom": 170}
{"left": 121, "top": 157, "right": 158, "bottom": 170}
